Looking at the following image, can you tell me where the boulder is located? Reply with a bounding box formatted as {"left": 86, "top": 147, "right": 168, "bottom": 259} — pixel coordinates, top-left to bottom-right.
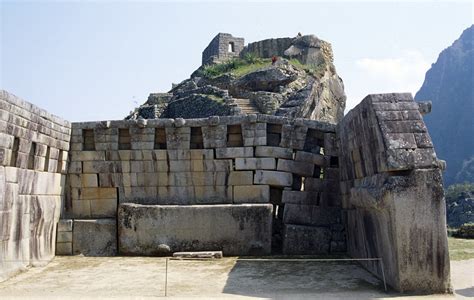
{"left": 233, "top": 66, "right": 299, "bottom": 93}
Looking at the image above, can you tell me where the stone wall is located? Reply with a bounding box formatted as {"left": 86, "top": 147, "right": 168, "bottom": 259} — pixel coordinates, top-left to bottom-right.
{"left": 240, "top": 37, "right": 294, "bottom": 59}
{"left": 336, "top": 93, "right": 451, "bottom": 293}
{"left": 0, "top": 90, "right": 71, "bottom": 282}
{"left": 0, "top": 89, "right": 451, "bottom": 294}
{"left": 59, "top": 114, "right": 343, "bottom": 256}
{"left": 202, "top": 33, "right": 245, "bottom": 65}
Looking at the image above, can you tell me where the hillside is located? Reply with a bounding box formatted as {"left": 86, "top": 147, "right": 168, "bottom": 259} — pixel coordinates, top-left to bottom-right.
{"left": 127, "top": 33, "right": 346, "bottom": 124}
{"left": 415, "top": 25, "right": 474, "bottom": 185}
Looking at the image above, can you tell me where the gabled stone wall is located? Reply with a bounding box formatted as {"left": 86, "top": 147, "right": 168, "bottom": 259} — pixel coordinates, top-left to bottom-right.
{"left": 0, "top": 90, "right": 71, "bottom": 282}
{"left": 336, "top": 93, "right": 451, "bottom": 293}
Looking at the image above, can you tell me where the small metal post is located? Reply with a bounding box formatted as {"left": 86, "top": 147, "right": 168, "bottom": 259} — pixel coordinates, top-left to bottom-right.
{"left": 379, "top": 258, "right": 387, "bottom": 292}
{"left": 165, "top": 258, "right": 169, "bottom": 297}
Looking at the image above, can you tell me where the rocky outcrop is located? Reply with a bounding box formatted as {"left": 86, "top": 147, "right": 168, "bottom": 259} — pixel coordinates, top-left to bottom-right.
{"left": 415, "top": 25, "right": 474, "bottom": 185}
{"left": 232, "top": 65, "right": 299, "bottom": 93}
{"left": 127, "top": 33, "right": 346, "bottom": 124}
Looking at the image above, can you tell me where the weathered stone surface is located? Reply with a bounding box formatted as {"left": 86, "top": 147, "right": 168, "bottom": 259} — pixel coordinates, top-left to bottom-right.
{"left": 228, "top": 171, "right": 253, "bottom": 186}
{"left": 73, "top": 219, "right": 117, "bottom": 256}
{"left": 255, "top": 146, "right": 293, "bottom": 159}
{"left": 0, "top": 91, "right": 70, "bottom": 282}
{"left": 282, "top": 224, "right": 331, "bottom": 255}
{"left": 277, "top": 159, "right": 314, "bottom": 177}
{"left": 283, "top": 204, "right": 341, "bottom": 226}
{"left": 294, "top": 151, "right": 328, "bottom": 166}
{"left": 58, "top": 219, "right": 73, "bottom": 232}
{"left": 235, "top": 158, "right": 276, "bottom": 170}
{"left": 56, "top": 242, "right": 72, "bottom": 255}
{"left": 233, "top": 185, "right": 270, "bottom": 203}
{"left": 118, "top": 204, "right": 273, "bottom": 256}
{"left": 337, "top": 93, "right": 450, "bottom": 293}
{"left": 254, "top": 170, "right": 292, "bottom": 187}
{"left": 215, "top": 147, "right": 253, "bottom": 158}
{"left": 282, "top": 190, "right": 319, "bottom": 205}
{"left": 233, "top": 66, "right": 299, "bottom": 92}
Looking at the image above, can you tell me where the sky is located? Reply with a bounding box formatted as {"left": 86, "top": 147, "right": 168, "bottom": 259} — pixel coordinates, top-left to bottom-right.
{"left": 1, "top": 0, "right": 472, "bottom": 122}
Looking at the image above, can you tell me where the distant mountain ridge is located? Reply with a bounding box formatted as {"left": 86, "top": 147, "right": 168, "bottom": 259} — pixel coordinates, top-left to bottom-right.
{"left": 415, "top": 25, "right": 474, "bottom": 185}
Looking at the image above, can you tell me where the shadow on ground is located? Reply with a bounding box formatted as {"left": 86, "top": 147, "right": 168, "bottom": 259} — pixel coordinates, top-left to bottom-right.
{"left": 221, "top": 259, "right": 385, "bottom": 298}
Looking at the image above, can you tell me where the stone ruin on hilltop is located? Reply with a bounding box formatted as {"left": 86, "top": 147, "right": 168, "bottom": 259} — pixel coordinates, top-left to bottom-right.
{"left": 0, "top": 32, "right": 452, "bottom": 294}
{"left": 127, "top": 33, "right": 346, "bottom": 124}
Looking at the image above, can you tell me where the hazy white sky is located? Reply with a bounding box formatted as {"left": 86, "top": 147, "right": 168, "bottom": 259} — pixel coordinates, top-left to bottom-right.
{"left": 1, "top": 0, "right": 472, "bottom": 121}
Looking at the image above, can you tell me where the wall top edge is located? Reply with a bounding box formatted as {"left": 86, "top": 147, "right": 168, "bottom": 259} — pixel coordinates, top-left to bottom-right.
{"left": 72, "top": 114, "right": 337, "bottom": 132}
{"left": 1, "top": 90, "right": 71, "bottom": 129}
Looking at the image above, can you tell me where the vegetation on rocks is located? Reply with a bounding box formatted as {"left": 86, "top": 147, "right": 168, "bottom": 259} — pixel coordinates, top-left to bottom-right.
{"left": 445, "top": 182, "right": 474, "bottom": 228}
{"left": 288, "top": 59, "right": 327, "bottom": 79}
{"left": 201, "top": 54, "right": 271, "bottom": 78}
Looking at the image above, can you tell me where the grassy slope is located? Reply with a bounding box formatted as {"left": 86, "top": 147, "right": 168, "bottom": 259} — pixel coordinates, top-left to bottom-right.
{"left": 231, "top": 59, "right": 271, "bottom": 77}
{"left": 448, "top": 237, "right": 474, "bottom": 261}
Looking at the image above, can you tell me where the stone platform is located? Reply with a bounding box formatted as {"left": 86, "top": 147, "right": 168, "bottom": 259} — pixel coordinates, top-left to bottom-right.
{"left": 118, "top": 203, "right": 273, "bottom": 256}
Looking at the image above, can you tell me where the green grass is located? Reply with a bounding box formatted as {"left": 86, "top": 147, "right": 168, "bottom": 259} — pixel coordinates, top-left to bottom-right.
{"left": 202, "top": 56, "right": 329, "bottom": 80}
{"left": 448, "top": 237, "right": 474, "bottom": 261}
{"left": 201, "top": 56, "right": 272, "bottom": 79}
{"left": 231, "top": 59, "right": 271, "bottom": 77}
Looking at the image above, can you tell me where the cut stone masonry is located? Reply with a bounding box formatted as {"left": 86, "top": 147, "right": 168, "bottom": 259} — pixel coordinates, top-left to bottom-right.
{"left": 0, "top": 89, "right": 450, "bottom": 294}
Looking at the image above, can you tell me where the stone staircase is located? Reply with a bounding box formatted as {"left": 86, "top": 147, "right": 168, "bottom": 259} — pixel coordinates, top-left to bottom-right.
{"left": 233, "top": 98, "right": 260, "bottom": 115}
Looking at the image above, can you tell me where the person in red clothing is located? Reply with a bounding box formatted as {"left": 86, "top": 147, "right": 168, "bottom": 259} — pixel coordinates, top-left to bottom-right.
{"left": 271, "top": 55, "right": 278, "bottom": 65}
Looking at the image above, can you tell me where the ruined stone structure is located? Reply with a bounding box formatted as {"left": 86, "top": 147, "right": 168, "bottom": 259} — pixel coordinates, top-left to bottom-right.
{"left": 130, "top": 33, "right": 346, "bottom": 123}
{"left": 0, "top": 36, "right": 451, "bottom": 295}
{"left": 0, "top": 89, "right": 451, "bottom": 293}
{"left": 202, "top": 33, "right": 245, "bottom": 65}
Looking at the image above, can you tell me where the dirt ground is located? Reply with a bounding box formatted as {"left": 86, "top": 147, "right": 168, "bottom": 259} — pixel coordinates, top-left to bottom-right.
{"left": 0, "top": 256, "right": 472, "bottom": 299}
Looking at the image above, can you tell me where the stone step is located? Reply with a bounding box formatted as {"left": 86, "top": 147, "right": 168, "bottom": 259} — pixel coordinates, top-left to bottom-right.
{"left": 233, "top": 98, "right": 260, "bottom": 114}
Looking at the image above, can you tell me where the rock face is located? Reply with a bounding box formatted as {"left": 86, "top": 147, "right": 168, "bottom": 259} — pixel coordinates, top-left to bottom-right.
{"left": 415, "top": 25, "right": 474, "bottom": 185}
{"left": 127, "top": 33, "right": 346, "bottom": 124}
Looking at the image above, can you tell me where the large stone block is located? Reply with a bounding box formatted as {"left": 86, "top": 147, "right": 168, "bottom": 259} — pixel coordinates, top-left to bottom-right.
{"left": 193, "top": 185, "right": 233, "bottom": 204}
{"left": 72, "top": 219, "right": 117, "bottom": 256}
{"left": 282, "top": 190, "right": 319, "bottom": 205}
{"left": 255, "top": 146, "right": 293, "bottom": 159}
{"left": 282, "top": 224, "right": 331, "bottom": 255}
{"left": 56, "top": 242, "right": 72, "bottom": 255}
{"left": 283, "top": 204, "right": 341, "bottom": 226}
{"left": 277, "top": 159, "right": 314, "bottom": 177}
{"left": 90, "top": 198, "right": 117, "bottom": 218}
{"left": 228, "top": 171, "right": 253, "bottom": 185}
{"left": 118, "top": 204, "right": 273, "bottom": 256}
{"left": 57, "top": 219, "right": 73, "bottom": 232}
{"left": 233, "top": 185, "right": 270, "bottom": 203}
{"left": 294, "top": 151, "right": 329, "bottom": 167}
{"left": 254, "top": 170, "right": 292, "bottom": 187}
{"left": 235, "top": 158, "right": 276, "bottom": 170}
{"left": 215, "top": 147, "right": 253, "bottom": 158}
